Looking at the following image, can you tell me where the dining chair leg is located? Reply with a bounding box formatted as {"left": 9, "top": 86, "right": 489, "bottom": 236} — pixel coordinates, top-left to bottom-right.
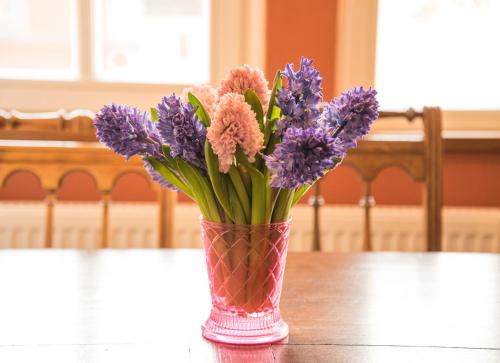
{"left": 359, "top": 181, "right": 375, "bottom": 251}
{"left": 157, "top": 188, "right": 175, "bottom": 248}
{"left": 101, "top": 190, "right": 111, "bottom": 248}
{"left": 423, "top": 107, "right": 443, "bottom": 251}
{"left": 44, "top": 189, "right": 56, "bottom": 248}
{"left": 309, "top": 182, "right": 324, "bottom": 251}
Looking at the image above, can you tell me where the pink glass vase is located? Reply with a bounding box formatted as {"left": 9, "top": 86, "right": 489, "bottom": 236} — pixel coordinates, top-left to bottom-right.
{"left": 201, "top": 219, "right": 291, "bottom": 344}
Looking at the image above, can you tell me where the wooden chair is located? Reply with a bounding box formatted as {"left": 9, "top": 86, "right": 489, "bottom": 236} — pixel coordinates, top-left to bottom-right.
{"left": 310, "top": 107, "right": 443, "bottom": 252}
{"left": 0, "top": 109, "right": 176, "bottom": 248}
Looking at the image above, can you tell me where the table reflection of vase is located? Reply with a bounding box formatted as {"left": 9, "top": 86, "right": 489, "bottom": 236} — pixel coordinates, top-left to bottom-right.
{"left": 211, "top": 342, "right": 277, "bottom": 363}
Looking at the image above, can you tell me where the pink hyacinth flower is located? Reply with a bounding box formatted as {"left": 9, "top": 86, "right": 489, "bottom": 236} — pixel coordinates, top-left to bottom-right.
{"left": 207, "top": 93, "right": 264, "bottom": 173}
{"left": 181, "top": 84, "right": 218, "bottom": 117}
{"left": 218, "top": 65, "right": 270, "bottom": 113}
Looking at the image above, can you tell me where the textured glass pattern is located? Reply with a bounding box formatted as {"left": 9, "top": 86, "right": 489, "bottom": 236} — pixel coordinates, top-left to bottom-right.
{"left": 201, "top": 219, "right": 291, "bottom": 344}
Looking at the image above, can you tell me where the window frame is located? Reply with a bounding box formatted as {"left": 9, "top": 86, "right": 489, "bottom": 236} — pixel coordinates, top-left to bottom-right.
{"left": 0, "top": 0, "right": 266, "bottom": 112}
{"left": 334, "top": 0, "right": 500, "bottom": 132}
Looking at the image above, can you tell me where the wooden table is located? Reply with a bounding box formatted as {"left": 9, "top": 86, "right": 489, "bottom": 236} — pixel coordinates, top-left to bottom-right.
{"left": 0, "top": 251, "right": 498, "bottom": 362}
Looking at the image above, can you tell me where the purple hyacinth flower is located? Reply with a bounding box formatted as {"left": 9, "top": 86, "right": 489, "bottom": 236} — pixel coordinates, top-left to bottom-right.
{"left": 94, "top": 104, "right": 163, "bottom": 159}
{"left": 322, "top": 87, "right": 379, "bottom": 150}
{"left": 143, "top": 158, "right": 178, "bottom": 192}
{"left": 275, "top": 57, "right": 323, "bottom": 133}
{"left": 157, "top": 94, "right": 206, "bottom": 171}
{"left": 265, "top": 126, "right": 343, "bottom": 189}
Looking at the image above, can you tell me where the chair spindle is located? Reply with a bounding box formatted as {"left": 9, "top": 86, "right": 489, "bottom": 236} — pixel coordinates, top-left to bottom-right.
{"left": 44, "top": 189, "right": 56, "bottom": 248}
{"left": 309, "top": 182, "right": 325, "bottom": 251}
{"left": 101, "top": 190, "right": 111, "bottom": 248}
{"left": 359, "top": 181, "right": 376, "bottom": 251}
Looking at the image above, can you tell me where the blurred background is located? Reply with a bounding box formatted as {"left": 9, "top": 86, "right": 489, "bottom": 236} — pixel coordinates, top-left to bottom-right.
{"left": 0, "top": 0, "right": 499, "bottom": 252}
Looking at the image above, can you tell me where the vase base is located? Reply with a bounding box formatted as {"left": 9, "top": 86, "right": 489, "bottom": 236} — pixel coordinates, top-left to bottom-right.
{"left": 202, "top": 310, "right": 289, "bottom": 345}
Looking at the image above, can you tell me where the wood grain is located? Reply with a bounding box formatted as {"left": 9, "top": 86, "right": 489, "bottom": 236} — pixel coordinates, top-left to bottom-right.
{"left": 0, "top": 250, "right": 498, "bottom": 362}
{"left": 0, "top": 141, "right": 176, "bottom": 247}
{"left": 0, "top": 109, "right": 96, "bottom": 141}
{"left": 329, "top": 107, "right": 443, "bottom": 251}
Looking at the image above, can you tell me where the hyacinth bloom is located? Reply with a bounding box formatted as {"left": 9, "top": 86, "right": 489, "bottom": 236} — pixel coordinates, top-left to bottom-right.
{"left": 93, "top": 59, "right": 378, "bottom": 222}
{"left": 181, "top": 84, "right": 218, "bottom": 116}
{"left": 322, "top": 87, "right": 379, "bottom": 150}
{"left": 208, "top": 93, "right": 264, "bottom": 173}
{"left": 276, "top": 57, "right": 323, "bottom": 133}
{"left": 265, "top": 127, "right": 342, "bottom": 189}
{"left": 93, "top": 104, "right": 163, "bottom": 160}
{"left": 157, "top": 94, "right": 207, "bottom": 171}
{"left": 218, "top": 65, "right": 270, "bottom": 112}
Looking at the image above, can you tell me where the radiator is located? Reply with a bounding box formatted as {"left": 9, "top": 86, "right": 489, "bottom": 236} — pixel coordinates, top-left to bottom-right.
{"left": 0, "top": 202, "right": 499, "bottom": 252}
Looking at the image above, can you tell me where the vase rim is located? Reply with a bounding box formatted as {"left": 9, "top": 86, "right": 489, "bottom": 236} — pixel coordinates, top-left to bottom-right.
{"left": 200, "top": 216, "right": 292, "bottom": 227}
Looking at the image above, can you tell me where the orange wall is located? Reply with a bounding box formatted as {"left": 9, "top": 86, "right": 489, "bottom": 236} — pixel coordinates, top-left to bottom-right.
{"left": 265, "top": 0, "right": 336, "bottom": 100}
{"left": 1, "top": 0, "right": 499, "bottom": 207}
{"left": 0, "top": 171, "right": 156, "bottom": 202}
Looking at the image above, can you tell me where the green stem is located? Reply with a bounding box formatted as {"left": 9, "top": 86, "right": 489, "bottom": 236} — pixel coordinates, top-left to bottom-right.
{"left": 205, "top": 140, "right": 235, "bottom": 223}
{"left": 264, "top": 168, "right": 273, "bottom": 223}
{"left": 146, "top": 157, "right": 194, "bottom": 200}
{"left": 236, "top": 149, "right": 266, "bottom": 224}
{"left": 228, "top": 166, "right": 251, "bottom": 223}
{"left": 176, "top": 158, "right": 220, "bottom": 222}
{"left": 272, "top": 189, "right": 294, "bottom": 222}
{"left": 227, "top": 181, "right": 246, "bottom": 224}
{"left": 291, "top": 184, "right": 312, "bottom": 207}
{"left": 290, "top": 158, "right": 344, "bottom": 207}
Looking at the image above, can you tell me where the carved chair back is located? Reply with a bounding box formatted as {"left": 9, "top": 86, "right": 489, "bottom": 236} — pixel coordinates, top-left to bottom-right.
{"left": 0, "top": 109, "right": 175, "bottom": 248}
{"left": 310, "top": 107, "right": 443, "bottom": 251}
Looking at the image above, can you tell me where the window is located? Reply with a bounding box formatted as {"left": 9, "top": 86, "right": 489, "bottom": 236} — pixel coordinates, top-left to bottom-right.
{"left": 376, "top": 0, "right": 500, "bottom": 110}
{"left": 93, "top": 0, "right": 210, "bottom": 84}
{"left": 0, "top": 0, "right": 264, "bottom": 111}
{"left": 0, "top": 0, "right": 79, "bottom": 80}
{"left": 0, "top": 0, "right": 209, "bottom": 85}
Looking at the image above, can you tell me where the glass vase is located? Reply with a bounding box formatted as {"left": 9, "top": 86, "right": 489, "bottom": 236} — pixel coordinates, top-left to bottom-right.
{"left": 201, "top": 218, "right": 291, "bottom": 344}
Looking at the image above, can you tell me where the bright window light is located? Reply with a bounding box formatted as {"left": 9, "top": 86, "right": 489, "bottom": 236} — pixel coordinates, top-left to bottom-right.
{"left": 0, "top": 0, "right": 79, "bottom": 81}
{"left": 93, "top": 0, "right": 211, "bottom": 85}
{"left": 376, "top": 0, "right": 500, "bottom": 110}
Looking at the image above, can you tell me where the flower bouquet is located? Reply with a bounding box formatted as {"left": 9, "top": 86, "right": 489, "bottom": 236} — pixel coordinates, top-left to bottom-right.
{"left": 94, "top": 57, "right": 379, "bottom": 344}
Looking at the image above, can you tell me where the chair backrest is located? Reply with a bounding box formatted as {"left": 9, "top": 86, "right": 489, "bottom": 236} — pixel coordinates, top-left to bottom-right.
{"left": 311, "top": 107, "right": 443, "bottom": 252}
{"left": 0, "top": 109, "right": 97, "bottom": 141}
{"left": 0, "top": 109, "right": 176, "bottom": 248}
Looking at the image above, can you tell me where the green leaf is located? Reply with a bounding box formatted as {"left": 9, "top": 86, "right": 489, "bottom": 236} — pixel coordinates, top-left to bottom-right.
{"left": 188, "top": 92, "right": 211, "bottom": 127}
{"left": 244, "top": 89, "right": 264, "bottom": 132}
{"left": 150, "top": 107, "right": 159, "bottom": 122}
{"left": 160, "top": 145, "right": 178, "bottom": 169}
{"left": 176, "top": 158, "right": 220, "bottom": 222}
{"left": 291, "top": 184, "right": 311, "bottom": 207}
{"left": 146, "top": 157, "right": 193, "bottom": 199}
{"left": 266, "top": 70, "right": 282, "bottom": 121}
{"left": 290, "top": 157, "right": 343, "bottom": 207}
{"left": 264, "top": 70, "right": 283, "bottom": 145}
{"left": 204, "top": 140, "right": 235, "bottom": 222}
{"left": 270, "top": 105, "right": 281, "bottom": 123}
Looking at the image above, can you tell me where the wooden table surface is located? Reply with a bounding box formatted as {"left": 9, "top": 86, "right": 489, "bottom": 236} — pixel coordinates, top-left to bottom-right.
{"left": 0, "top": 250, "right": 499, "bottom": 362}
